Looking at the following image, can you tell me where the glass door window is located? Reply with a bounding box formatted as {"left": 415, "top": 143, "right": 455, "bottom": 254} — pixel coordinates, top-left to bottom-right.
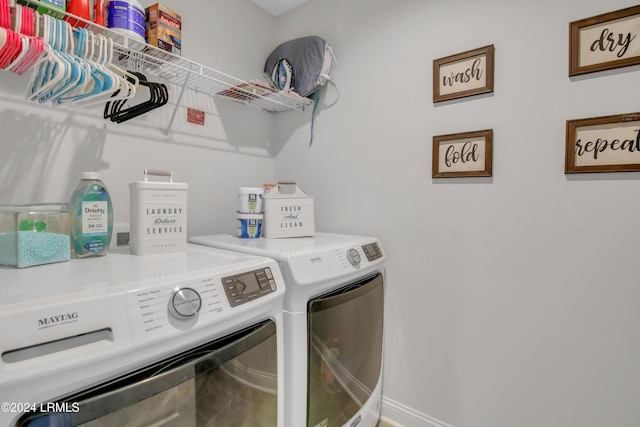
{"left": 307, "top": 273, "right": 384, "bottom": 427}
{"left": 17, "top": 320, "right": 278, "bottom": 427}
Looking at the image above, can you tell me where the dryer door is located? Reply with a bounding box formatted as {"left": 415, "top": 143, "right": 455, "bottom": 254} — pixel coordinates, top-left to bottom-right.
{"left": 307, "top": 273, "right": 384, "bottom": 427}
{"left": 16, "top": 320, "right": 278, "bottom": 427}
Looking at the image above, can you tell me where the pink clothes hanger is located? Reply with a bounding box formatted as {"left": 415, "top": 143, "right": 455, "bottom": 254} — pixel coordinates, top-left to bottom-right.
{"left": 0, "top": 0, "right": 11, "bottom": 29}
{"left": 2, "top": 4, "right": 44, "bottom": 75}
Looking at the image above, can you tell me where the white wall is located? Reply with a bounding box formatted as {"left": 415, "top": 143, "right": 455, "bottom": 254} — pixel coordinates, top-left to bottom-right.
{"left": 273, "top": 1, "right": 640, "bottom": 426}
{"left": 3, "top": 1, "right": 640, "bottom": 426}
{"left": 0, "top": 0, "right": 277, "bottom": 238}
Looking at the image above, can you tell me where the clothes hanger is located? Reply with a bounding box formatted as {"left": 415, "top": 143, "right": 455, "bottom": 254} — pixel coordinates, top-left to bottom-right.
{"left": 76, "top": 34, "right": 137, "bottom": 106}
{"left": 97, "top": 35, "right": 126, "bottom": 94}
{"left": 29, "top": 14, "right": 63, "bottom": 100}
{"left": 9, "top": 34, "right": 44, "bottom": 75}
{"left": 12, "top": 6, "right": 157, "bottom": 119}
{"left": 89, "top": 32, "right": 116, "bottom": 94}
{"left": 6, "top": 6, "right": 44, "bottom": 75}
{"left": 0, "top": 29, "right": 7, "bottom": 65}
{"left": 36, "top": 16, "right": 69, "bottom": 101}
{"left": 103, "top": 70, "right": 150, "bottom": 120}
{"left": 26, "top": 14, "right": 68, "bottom": 102}
{"left": 55, "top": 27, "right": 106, "bottom": 104}
{"left": 103, "top": 50, "right": 147, "bottom": 118}
{"left": 0, "top": 0, "right": 10, "bottom": 30}
{"left": 105, "top": 70, "right": 168, "bottom": 123}
{"left": 2, "top": 6, "right": 27, "bottom": 67}
{"left": 0, "top": 1, "right": 23, "bottom": 68}
{"left": 0, "top": 28, "right": 16, "bottom": 68}
{"left": 45, "top": 18, "right": 87, "bottom": 103}
{"left": 66, "top": 30, "right": 118, "bottom": 104}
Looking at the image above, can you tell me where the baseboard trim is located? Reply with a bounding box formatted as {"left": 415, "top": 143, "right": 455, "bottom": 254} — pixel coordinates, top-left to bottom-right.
{"left": 381, "top": 397, "right": 455, "bottom": 427}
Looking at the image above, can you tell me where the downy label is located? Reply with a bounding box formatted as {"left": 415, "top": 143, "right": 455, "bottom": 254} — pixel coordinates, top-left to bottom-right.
{"left": 82, "top": 201, "right": 108, "bottom": 234}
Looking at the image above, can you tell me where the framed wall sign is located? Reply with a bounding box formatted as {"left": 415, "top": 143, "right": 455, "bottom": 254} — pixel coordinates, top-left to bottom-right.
{"left": 565, "top": 112, "right": 640, "bottom": 174}
{"left": 432, "top": 129, "right": 493, "bottom": 178}
{"left": 433, "top": 45, "right": 494, "bottom": 103}
{"left": 569, "top": 5, "right": 640, "bottom": 76}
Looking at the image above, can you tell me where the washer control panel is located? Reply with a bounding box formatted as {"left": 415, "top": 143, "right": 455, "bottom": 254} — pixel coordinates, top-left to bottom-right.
{"left": 221, "top": 267, "right": 277, "bottom": 307}
{"left": 169, "top": 288, "right": 202, "bottom": 319}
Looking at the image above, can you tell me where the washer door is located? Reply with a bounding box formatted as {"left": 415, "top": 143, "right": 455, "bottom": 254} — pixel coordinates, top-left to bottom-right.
{"left": 16, "top": 320, "right": 278, "bottom": 427}
{"left": 307, "top": 273, "right": 384, "bottom": 427}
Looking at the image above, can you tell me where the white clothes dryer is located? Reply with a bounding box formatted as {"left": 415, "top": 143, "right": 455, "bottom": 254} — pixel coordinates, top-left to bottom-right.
{"left": 0, "top": 244, "right": 286, "bottom": 427}
{"left": 189, "top": 232, "right": 386, "bottom": 427}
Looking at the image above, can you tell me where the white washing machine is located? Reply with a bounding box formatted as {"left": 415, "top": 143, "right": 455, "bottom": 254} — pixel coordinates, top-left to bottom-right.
{"left": 189, "top": 232, "right": 385, "bottom": 427}
{"left": 0, "top": 244, "right": 286, "bottom": 427}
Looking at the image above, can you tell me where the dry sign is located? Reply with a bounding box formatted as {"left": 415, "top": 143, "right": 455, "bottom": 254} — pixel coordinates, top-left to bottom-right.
{"left": 569, "top": 5, "right": 640, "bottom": 76}
{"left": 433, "top": 45, "right": 494, "bottom": 103}
{"left": 565, "top": 112, "right": 640, "bottom": 173}
{"left": 432, "top": 129, "right": 493, "bottom": 178}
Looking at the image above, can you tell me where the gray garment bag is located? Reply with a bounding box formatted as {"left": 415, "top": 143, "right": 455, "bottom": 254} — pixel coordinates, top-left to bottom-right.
{"left": 264, "top": 36, "right": 333, "bottom": 98}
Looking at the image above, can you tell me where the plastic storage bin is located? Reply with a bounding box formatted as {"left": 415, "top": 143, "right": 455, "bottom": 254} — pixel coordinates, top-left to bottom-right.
{"left": 237, "top": 213, "right": 263, "bottom": 238}
{"left": 237, "top": 187, "right": 264, "bottom": 214}
{"left": 0, "top": 204, "right": 71, "bottom": 268}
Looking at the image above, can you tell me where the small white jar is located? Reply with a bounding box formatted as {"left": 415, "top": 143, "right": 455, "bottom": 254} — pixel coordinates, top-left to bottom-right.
{"left": 237, "top": 187, "right": 264, "bottom": 213}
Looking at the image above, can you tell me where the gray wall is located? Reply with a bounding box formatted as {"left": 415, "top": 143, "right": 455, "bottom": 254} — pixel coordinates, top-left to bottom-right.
{"left": 273, "top": 1, "right": 640, "bottom": 426}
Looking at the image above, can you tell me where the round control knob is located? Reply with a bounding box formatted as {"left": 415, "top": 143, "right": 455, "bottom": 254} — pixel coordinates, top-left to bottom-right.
{"left": 236, "top": 281, "right": 246, "bottom": 292}
{"left": 346, "top": 248, "right": 361, "bottom": 267}
{"left": 170, "top": 288, "right": 202, "bottom": 319}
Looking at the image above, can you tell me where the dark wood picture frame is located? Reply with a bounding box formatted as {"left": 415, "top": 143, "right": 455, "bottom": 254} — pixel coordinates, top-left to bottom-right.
{"left": 433, "top": 45, "right": 495, "bottom": 103}
{"left": 432, "top": 129, "right": 493, "bottom": 178}
{"left": 569, "top": 5, "right": 640, "bottom": 76}
{"left": 565, "top": 112, "right": 640, "bottom": 174}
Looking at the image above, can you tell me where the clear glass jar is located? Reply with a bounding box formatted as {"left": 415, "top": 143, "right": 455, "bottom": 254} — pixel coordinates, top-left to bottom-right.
{"left": 0, "top": 204, "right": 71, "bottom": 268}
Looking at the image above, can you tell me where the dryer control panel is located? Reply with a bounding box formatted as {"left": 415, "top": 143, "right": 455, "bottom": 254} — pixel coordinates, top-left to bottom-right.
{"left": 346, "top": 242, "right": 383, "bottom": 267}
{"left": 221, "top": 267, "right": 277, "bottom": 307}
{"left": 362, "top": 242, "right": 383, "bottom": 261}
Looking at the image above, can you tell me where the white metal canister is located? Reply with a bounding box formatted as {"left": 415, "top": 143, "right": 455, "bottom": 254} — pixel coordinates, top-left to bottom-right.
{"left": 129, "top": 170, "right": 188, "bottom": 255}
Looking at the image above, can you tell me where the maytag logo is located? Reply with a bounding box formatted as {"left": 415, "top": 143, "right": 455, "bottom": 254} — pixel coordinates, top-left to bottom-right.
{"left": 351, "top": 414, "right": 362, "bottom": 427}
{"left": 37, "top": 312, "right": 79, "bottom": 328}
